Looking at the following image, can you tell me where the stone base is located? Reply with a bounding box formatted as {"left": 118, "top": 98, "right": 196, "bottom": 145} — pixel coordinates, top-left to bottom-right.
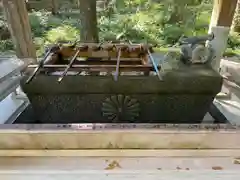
{"left": 20, "top": 64, "right": 222, "bottom": 124}
{"left": 25, "top": 94, "right": 213, "bottom": 123}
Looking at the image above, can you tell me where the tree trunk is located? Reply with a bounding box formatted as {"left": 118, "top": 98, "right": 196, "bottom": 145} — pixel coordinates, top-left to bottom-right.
{"left": 79, "top": 0, "right": 99, "bottom": 42}
{"left": 77, "top": 0, "right": 80, "bottom": 8}
{"left": 51, "top": 0, "right": 58, "bottom": 15}
{"left": 2, "top": 0, "right": 36, "bottom": 62}
{"left": 232, "top": 0, "right": 240, "bottom": 32}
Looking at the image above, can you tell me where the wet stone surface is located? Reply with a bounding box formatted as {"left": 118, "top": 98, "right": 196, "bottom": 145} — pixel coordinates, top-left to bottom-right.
{"left": 15, "top": 94, "right": 216, "bottom": 124}
{"left": 19, "top": 62, "right": 223, "bottom": 124}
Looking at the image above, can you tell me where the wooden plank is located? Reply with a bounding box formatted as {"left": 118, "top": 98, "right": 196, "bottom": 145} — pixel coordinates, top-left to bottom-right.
{"left": 1, "top": 171, "right": 240, "bottom": 180}
{"left": 26, "top": 64, "right": 159, "bottom": 73}
{"left": 55, "top": 44, "right": 152, "bottom": 61}
{"left": 2, "top": 0, "right": 36, "bottom": 61}
{"left": 0, "top": 156, "right": 239, "bottom": 170}
{"left": 0, "top": 149, "right": 240, "bottom": 157}
{"left": 66, "top": 60, "right": 143, "bottom": 65}
{"left": 0, "top": 157, "right": 240, "bottom": 180}
{"left": 60, "top": 49, "right": 147, "bottom": 59}
{"left": 0, "top": 129, "right": 239, "bottom": 149}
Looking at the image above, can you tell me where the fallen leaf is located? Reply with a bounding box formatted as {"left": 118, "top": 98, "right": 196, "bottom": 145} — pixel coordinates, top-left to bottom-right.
{"left": 105, "top": 160, "right": 122, "bottom": 170}
{"left": 212, "top": 166, "right": 223, "bottom": 170}
{"left": 233, "top": 159, "right": 240, "bottom": 164}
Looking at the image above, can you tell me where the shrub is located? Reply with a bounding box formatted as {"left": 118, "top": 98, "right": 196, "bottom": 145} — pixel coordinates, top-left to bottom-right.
{"left": 228, "top": 32, "right": 240, "bottom": 50}
{"left": 1, "top": 0, "right": 240, "bottom": 57}
{"left": 0, "top": 40, "right": 14, "bottom": 52}
{"left": 45, "top": 25, "right": 80, "bottom": 44}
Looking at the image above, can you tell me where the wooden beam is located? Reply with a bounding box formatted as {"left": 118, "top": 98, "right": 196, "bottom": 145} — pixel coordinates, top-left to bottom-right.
{"left": 0, "top": 129, "right": 239, "bottom": 149}
{"left": 208, "top": 0, "right": 238, "bottom": 71}
{"left": 210, "top": 0, "right": 238, "bottom": 28}
{"left": 2, "top": 0, "right": 36, "bottom": 62}
{"left": 0, "top": 149, "right": 240, "bottom": 157}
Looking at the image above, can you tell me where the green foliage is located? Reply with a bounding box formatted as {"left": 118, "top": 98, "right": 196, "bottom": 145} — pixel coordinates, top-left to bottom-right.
{"left": 33, "top": 25, "right": 80, "bottom": 56}
{"left": 1, "top": 0, "right": 240, "bottom": 57}
{"left": 28, "top": 10, "right": 51, "bottom": 37}
{"left": 97, "top": 0, "right": 216, "bottom": 46}
{"left": 0, "top": 40, "right": 14, "bottom": 52}
{"left": 27, "top": 10, "right": 81, "bottom": 56}
{"left": 45, "top": 25, "right": 80, "bottom": 44}
{"left": 228, "top": 32, "right": 240, "bottom": 50}
{"left": 161, "top": 25, "right": 184, "bottom": 45}
{"left": 33, "top": 37, "right": 46, "bottom": 57}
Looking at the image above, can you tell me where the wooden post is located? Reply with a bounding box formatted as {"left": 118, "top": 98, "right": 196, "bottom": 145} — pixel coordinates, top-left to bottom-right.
{"left": 208, "top": 0, "right": 238, "bottom": 71}
{"left": 51, "top": 0, "right": 59, "bottom": 15}
{"left": 2, "top": 0, "right": 36, "bottom": 63}
{"left": 210, "top": 0, "right": 237, "bottom": 27}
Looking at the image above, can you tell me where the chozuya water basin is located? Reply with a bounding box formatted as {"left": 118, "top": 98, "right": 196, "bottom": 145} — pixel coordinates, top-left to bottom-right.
{"left": 20, "top": 42, "right": 222, "bottom": 123}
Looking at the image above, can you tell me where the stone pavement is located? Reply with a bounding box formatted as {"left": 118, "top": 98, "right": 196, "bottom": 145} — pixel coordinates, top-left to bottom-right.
{"left": 0, "top": 156, "right": 240, "bottom": 180}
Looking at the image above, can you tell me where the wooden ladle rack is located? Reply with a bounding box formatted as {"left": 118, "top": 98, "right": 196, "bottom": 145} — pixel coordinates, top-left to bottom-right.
{"left": 25, "top": 43, "right": 162, "bottom": 83}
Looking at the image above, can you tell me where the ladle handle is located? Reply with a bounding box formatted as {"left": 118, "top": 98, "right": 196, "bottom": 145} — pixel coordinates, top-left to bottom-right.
{"left": 58, "top": 49, "right": 80, "bottom": 82}
{"left": 25, "top": 49, "right": 53, "bottom": 84}
{"left": 114, "top": 48, "right": 121, "bottom": 81}
{"left": 147, "top": 49, "right": 162, "bottom": 81}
